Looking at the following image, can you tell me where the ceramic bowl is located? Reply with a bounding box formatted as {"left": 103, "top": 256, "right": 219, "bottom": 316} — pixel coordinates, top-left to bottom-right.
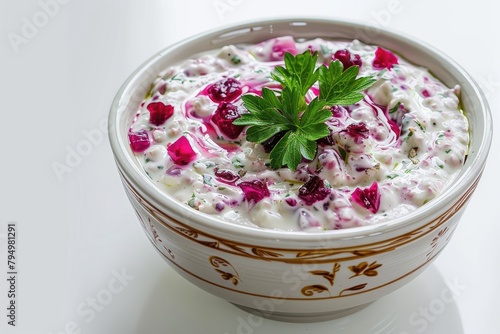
{"left": 108, "top": 18, "right": 492, "bottom": 322}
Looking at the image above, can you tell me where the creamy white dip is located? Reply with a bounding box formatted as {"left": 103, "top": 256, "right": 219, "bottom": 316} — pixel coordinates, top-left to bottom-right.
{"left": 128, "top": 36, "right": 469, "bottom": 231}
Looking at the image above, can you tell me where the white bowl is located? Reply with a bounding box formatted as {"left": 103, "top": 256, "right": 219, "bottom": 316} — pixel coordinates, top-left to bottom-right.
{"left": 108, "top": 18, "right": 492, "bottom": 322}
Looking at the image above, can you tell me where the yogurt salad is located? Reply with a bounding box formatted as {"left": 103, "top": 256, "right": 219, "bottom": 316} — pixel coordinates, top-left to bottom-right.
{"left": 127, "top": 36, "right": 469, "bottom": 231}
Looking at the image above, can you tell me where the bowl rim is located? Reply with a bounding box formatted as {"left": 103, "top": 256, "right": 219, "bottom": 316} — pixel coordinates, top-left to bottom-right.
{"left": 109, "top": 17, "right": 492, "bottom": 243}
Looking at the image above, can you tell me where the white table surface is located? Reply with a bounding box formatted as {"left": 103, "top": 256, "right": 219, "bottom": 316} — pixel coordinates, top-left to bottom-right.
{"left": 2, "top": 0, "right": 499, "bottom": 333}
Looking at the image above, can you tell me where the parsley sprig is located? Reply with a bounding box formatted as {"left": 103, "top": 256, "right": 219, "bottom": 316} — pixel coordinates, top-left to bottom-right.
{"left": 233, "top": 50, "right": 376, "bottom": 170}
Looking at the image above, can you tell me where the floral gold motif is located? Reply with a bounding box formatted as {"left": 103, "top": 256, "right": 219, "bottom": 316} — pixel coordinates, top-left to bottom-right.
{"left": 148, "top": 218, "right": 162, "bottom": 243}
{"left": 174, "top": 227, "right": 198, "bottom": 238}
{"left": 348, "top": 261, "right": 382, "bottom": 278}
{"left": 157, "top": 243, "right": 446, "bottom": 301}
{"left": 309, "top": 263, "right": 341, "bottom": 286}
{"left": 301, "top": 285, "right": 330, "bottom": 296}
{"left": 134, "top": 209, "right": 176, "bottom": 261}
{"left": 225, "top": 242, "right": 249, "bottom": 254}
{"left": 339, "top": 283, "right": 368, "bottom": 296}
{"left": 426, "top": 227, "right": 450, "bottom": 260}
{"left": 301, "top": 262, "right": 375, "bottom": 297}
{"left": 252, "top": 248, "right": 283, "bottom": 258}
{"left": 200, "top": 241, "right": 219, "bottom": 248}
{"left": 215, "top": 270, "right": 239, "bottom": 286}
{"left": 164, "top": 247, "right": 175, "bottom": 259}
{"left": 352, "top": 249, "right": 379, "bottom": 257}
{"left": 301, "top": 263, "right": 342, "bottom": 297}
{"left": 209, "top": 256, "right": 241, "bottom": 286}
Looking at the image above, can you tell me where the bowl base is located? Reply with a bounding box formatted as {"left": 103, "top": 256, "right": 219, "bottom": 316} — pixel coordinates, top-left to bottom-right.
{"left": 231, "top": 302, "right": 373, "bottom": 323}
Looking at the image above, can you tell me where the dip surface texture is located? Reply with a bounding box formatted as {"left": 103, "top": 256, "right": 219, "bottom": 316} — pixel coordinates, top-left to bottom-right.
{"left": 128, "top": 37, "right": 469, "bottom": 231}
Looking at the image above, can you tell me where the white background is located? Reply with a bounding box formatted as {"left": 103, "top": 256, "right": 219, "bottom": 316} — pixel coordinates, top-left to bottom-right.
{"left": 1, "top": 0, "right": 499, "bottom": 333}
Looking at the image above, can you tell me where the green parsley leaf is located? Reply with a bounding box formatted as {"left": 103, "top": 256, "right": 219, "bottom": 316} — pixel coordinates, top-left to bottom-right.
{"left": 271, "top": 51, "right": 320, "bottom": 96}
{"left": 298, "top": 98, "right": 330, "bottom": 141}
{"left": 267, "top": 97, "right": 330, "bottom": 170}
{"left": 269, "top": 131, "right": 301, "bottom": 169}
{"left": 234, "top": 50, "right": 376, "bottom": 170}
{"left": 234, "top": 88, "right": 291, "bottom": 143}
{"left": 318, "top": 60, "right": 376, "bottom": 105}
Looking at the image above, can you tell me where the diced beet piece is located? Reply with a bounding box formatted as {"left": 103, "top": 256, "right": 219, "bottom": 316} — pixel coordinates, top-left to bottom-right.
{"left": 351, "top": 182, "right": 381, "bottom": 214}
{"left": 333, "top": 49, "right": 362, "bottom": 70}
{"left": 211, "top": 102, "right": 244, "bottom": 139}
{"left": 207, "top": 78, "right": 242, "bottom": 103}
{"left": 343, "top": 123, "right": 370, "bottom": 143}
{"left": 238, "top": 180, "right": 270, "bottom": 204}
{"left": 215, "top": 202, "right": 225, "bottom": 212}
{"left": 330, "top": 105, "right": 347, "bottom": 118}
{"left": 372, "top": 47, "right": 399, "bottom": 70}
{"left": 158, "top": 83, "right": 167, "bottom": 95}
{"left": 129, "top": 130, "right": 150, "bottom": 153}
{"left": 147, "top": 102, "right": 174, "bottom": 126}
{"left": 214, "top": 167, "right": 240, "bottom": 184}
{"left": 167, "top": 136, "right": 196, "bottom": 165}
{"left": 298, "top": 175, "right": 331, "bottom": 205}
